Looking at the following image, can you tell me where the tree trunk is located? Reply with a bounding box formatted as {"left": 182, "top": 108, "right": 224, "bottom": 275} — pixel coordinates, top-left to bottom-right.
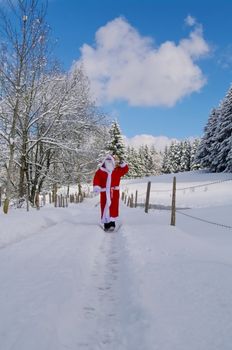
{"left": 4, "top": 143, "right": 15, "bottom": 214}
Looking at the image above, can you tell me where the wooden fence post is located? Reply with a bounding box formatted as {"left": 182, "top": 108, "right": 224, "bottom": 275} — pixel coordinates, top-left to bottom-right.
{"left": 124, "top": 195, "right": 127, "bottom": 204}
{"left": 145, "top": 181, "right": 151, "bottom": 213}
{"left": 171, "top": 176, "right": 176, "bottom": 226}
{"left": 135, "top": 190, "right": 138, "bottom": 208}
{"left": 130, "top": 194, "right": 134, "bottom": 208}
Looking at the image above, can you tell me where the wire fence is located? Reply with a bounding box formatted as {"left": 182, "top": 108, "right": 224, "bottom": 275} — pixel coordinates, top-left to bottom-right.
{"left": 176, "top": 210, "right": 232, "bottom": 230}
{"left": 135, "top": 178, "right": 232, "bottom": 196}
{"left": 121, "top": 177, "right": 232, "bottom": 230}
{"left": 0, "top": 186, "right": 93, "bottom": 212}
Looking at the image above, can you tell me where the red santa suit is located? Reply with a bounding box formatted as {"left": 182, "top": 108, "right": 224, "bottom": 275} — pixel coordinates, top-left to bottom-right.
{"left": 93, "top": 155, "right": 129, "bottom": 223}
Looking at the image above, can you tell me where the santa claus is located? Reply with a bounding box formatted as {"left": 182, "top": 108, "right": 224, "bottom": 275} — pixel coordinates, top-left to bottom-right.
{"left": 93, "top": 154, "right": 129, "bottom": 231}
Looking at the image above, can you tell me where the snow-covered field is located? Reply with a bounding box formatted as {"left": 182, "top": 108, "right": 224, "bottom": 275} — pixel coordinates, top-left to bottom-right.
{"left": 122, "top": 170, "right": 232, "bottom": 209}
{"left": 0, "top": 170, "right": 232, "bottom": 350}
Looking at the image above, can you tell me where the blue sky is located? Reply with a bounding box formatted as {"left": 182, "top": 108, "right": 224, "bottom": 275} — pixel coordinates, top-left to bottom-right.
{"left": 46, "top": 0, "right": 232, "bottom": 144}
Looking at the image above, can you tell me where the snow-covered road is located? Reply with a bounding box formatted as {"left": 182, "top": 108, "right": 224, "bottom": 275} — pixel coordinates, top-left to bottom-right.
{"left": 0, "top": 200, "right": 146, "bottom": 350}
{"left": 0, "top": 196, "right": 232, "bottom": 349}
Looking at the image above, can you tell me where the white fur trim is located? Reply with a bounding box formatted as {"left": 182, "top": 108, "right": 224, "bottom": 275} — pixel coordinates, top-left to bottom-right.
{"left": 101, "top": 216, "right": 117, "bottom": 223}
{"left": 102, "top": 170, "right": 112, "bottom": 223}
{"left": 120, "top": 162, "right": 127, "bottom": 168}
{"left": 100, "top": 166, "right": 113, "bottom": 174}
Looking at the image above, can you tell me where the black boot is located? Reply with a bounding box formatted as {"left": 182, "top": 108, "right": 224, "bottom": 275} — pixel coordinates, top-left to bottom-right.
{"left": 108, "top": 221, "right": 116, "bottom": 231}
{"left": 104, "top": 223, "right": 110, "bottom": 231}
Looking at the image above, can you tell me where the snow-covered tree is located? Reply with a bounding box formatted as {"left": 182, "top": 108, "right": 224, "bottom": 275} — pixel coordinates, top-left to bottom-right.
{"left": 162, "top": 146, "right": 170, "bottom": 173}
{"left": 0, "top": 0, "right": 108, "bottom": 211}
{"left": 166, "top": 142, "right": 182, "bottom": 173}
{"left": 211, "top": 86, "right": 232, "bottom": 172}
{"left": 225, "top": 146, "right": 232, "bottom": 172}
{"left": 195, "top": 108, "right": 220, "bottom": 170}
{"left": 190, "top": 138, "right": 201, "bottom": 170}
{"left": 140, "top": 145, "right": 153, "bottom": 176}
{"left": 125, "top": 146, "right": 139, "bottom": 178}
{"left": 125, "top": 144, "right": 162, "bottom": 178}
{"left": 27, "top": 66, "right": 107, "bottom": 199}
{"left": 0, "top": 0, "right": 54, "bottom": 210}
{"left": 180, "top": 141, "right": 191, "bottom": 171}
{"left": 196, "top": 83, "right": 232, "bottom": 173}
{"left": 150, "top": 145, "right": 162, "bottom": 175}
{"left": 162, "top": 140, "right": 195, "bottom": 174}
{"left": 106, "top": 121, "right": 126, "bottom": 161}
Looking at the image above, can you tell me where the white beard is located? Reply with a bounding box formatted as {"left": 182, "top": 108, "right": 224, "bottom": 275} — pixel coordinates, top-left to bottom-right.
{"left": 105, "top": 161, "right": 114, "bottom": 172}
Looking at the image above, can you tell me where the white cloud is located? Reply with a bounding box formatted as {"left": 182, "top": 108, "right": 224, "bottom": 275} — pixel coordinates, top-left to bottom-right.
{"left": 75, "top": 16, "right": 210, "bottom": 107}
{"left": 185, "top": 15, "right": 196, "bottom": 27}
{"left": 124, "top": 134, "right": 178, "bottom": 151}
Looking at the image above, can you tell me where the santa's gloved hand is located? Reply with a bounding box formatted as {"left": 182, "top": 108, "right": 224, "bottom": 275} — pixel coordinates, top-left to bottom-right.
{"left": 93, "top": 186, "right": 101, "bottom": 194}
{"left": 119, "top": 160, "right": 127, "bottom": 167}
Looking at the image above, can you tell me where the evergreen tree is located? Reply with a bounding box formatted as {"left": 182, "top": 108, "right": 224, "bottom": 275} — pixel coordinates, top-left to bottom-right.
{"left": 106, "top": 121, "right": 126, "bottom": 161}
{"left": 132, "top": 147, "right": 144, "bottom": 178}
{"left": 162, "top": 140, "right": 196, "bottom": 174}
{"left": 167, "top": 143, "right": 174, "bottom": 173}
{"left": 168, "top": 142, "right": 182, "bottom": 173}
{"left": 150, "top": 145, "right": 162, "bottom": 175}
{"left": 180, "top": 140, "right": 191, "bottom": 171}
{"left": 225, "top": 145, "right": 232, "bottom": 172}
{"left": 196, "top": 108, "right": 220, "bottom": 170}
{"left": 211, "top": 86, "right": 232, "bottom": 172}
{"left": 125, "top": 146, "right": 137, "bottom": 178}
{"left": 137, "top": 146, "right": 147, "bottom": 177}
{"left": 126, "top": 144, "right": 162, "bottom": 178}
{"left": 143, "top": 145, "right": 154, "bottom": 176}
{"left": 190, "top": 139, "right": 201, "bottom": 170}
{"left": 162, "top": 146, "right": 170, "bottom": 173}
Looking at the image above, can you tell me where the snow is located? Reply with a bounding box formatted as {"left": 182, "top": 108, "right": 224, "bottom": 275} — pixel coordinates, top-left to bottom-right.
{"left": 0, "top": 170, "right": 232, "bottom": 349}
